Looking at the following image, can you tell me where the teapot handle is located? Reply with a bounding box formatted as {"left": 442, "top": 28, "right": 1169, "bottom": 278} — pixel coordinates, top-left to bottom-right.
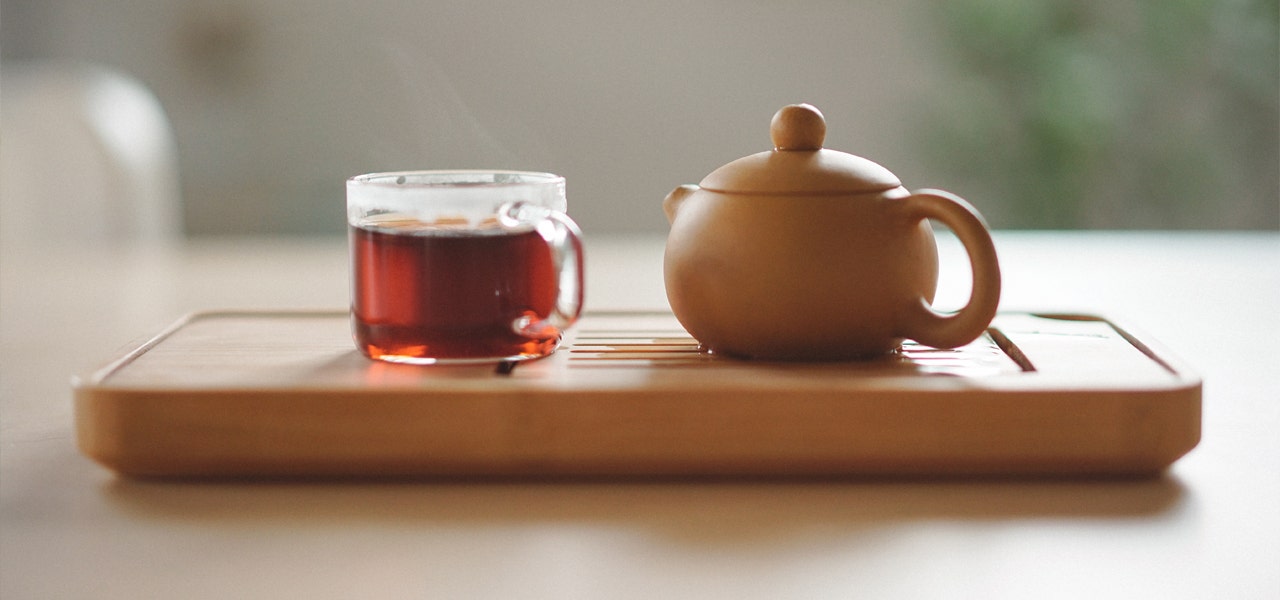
{"left": 898, "top": 189, "right": 1001, "bottom": 349}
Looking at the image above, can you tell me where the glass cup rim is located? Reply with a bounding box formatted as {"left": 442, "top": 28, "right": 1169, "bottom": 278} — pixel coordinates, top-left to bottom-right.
{"left": 347, "top": 170, "right": 564, "bottom": 190}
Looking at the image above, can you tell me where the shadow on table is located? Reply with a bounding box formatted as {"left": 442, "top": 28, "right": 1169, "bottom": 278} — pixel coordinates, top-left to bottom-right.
{"left": 102, "top": 474, "right": 1188, "bottom": 545}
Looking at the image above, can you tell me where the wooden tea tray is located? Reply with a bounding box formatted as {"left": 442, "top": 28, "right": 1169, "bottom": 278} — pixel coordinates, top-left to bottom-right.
{"left": 74, "top": 310, "right": 1200, "bottom": 478}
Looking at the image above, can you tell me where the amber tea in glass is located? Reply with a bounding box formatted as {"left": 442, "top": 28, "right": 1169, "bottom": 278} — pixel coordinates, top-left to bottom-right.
{"left": 347, "top": 171, "right": 583, "bottom": 365}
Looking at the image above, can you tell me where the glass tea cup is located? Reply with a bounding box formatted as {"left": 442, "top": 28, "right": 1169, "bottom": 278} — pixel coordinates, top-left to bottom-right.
{"left": 346, "top": 171, "right": 584, "bottom": 365}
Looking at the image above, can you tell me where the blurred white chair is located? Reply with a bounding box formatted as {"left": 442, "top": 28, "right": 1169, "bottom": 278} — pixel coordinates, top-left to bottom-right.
{"left": 1, "top": 61, "right": 182, "bottom": 246}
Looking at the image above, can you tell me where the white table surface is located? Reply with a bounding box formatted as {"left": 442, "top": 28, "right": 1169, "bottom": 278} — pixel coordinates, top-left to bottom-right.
{"left": 2, "top": 231, "right": 1277, "bottom": 599}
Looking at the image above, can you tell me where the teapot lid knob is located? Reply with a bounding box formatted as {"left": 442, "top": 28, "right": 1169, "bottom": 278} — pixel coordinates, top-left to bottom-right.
{"left": 770, "top": 104, "right": 826, "bottom": 151}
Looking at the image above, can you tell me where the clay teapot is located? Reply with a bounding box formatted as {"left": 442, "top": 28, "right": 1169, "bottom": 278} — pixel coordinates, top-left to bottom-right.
{"left": 663, "top": 104, "right": 1001, "bottom": 360}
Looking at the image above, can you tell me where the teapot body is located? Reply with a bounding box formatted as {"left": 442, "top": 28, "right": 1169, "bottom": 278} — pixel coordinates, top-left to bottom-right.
{"left": 663, "top": 186, "right": 939, "bottom": 359}
{"left": 662, "top": 104, "right": 999, "bottom": 359}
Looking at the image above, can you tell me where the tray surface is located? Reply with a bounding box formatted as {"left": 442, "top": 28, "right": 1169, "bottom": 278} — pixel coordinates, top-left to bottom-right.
{"left": 74, "top": 311, "right": 1201, "bottom": 478}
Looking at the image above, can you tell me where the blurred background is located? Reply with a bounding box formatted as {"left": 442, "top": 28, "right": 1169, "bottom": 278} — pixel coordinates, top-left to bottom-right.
{"left": 2, "top": 0, "right": 1277, "bottom": 238}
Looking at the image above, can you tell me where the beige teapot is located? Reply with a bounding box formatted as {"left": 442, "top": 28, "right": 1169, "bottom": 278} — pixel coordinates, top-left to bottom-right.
{"left": 663, "top": 104, "right": 1001, "bottom": 360}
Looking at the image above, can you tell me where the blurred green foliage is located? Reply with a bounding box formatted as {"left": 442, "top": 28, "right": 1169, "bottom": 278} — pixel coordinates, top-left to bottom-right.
{"left": 919, "top": 0, "right": 1278, "bottom": 229}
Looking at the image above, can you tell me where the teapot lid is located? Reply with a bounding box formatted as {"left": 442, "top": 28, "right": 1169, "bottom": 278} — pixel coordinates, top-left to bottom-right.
{"left": 698, "top": 104, "right": 901, "bottom": 195}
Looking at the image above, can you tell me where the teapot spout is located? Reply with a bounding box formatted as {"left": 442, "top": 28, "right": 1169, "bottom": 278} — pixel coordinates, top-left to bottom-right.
{"left": 663, "top": 185, "right": 700, "bottom": 225}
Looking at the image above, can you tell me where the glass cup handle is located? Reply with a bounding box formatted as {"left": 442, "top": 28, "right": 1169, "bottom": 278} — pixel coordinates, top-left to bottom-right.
{"left": 500, "top": 202, "right": 585, "bottom": 339}
{"left": 897, "top": 189, "right": 1002, "bottom": 349}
